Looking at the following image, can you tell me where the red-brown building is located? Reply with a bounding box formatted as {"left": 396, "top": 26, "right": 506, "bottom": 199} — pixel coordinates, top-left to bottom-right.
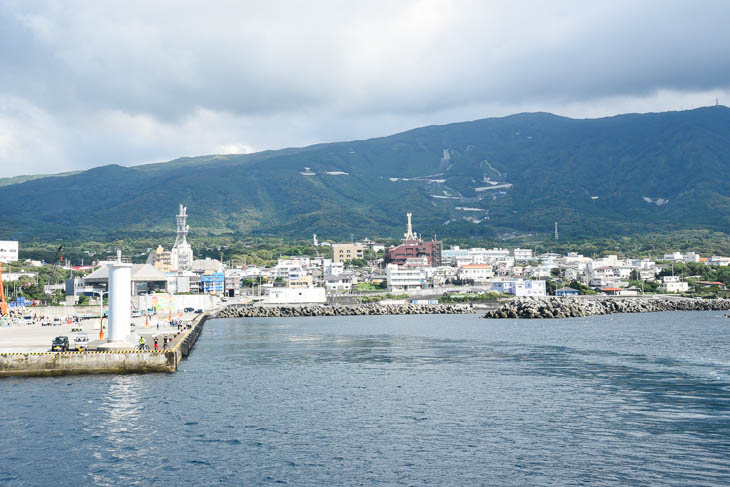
{"left": 385, "top": 238, "right": 442, "bottom": 267}
{"left": 385, "top": 212, "right": 443, "bottom": 266}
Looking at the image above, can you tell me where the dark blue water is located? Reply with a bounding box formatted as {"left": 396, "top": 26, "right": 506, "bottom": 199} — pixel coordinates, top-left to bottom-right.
{"left": 2, "top": 311, "right": 730, "bottom": 486}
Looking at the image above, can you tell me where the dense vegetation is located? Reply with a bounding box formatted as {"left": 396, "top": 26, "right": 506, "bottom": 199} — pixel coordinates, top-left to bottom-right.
{"left": 1, "top": 107, "right": 729, "bottom": 243}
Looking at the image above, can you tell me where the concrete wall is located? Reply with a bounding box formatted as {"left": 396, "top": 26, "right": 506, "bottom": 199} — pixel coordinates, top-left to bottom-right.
{"left": 10, "top": 306, "right": 101, "bottom": 318}
{"left": 264, "top": 287, "right": 326, "bottom": 304}
{"left": 135, "top": 294, "right": 219, "bottom": 313}
{"left": 0, "top": 350, "right": 176, "bottom": 377}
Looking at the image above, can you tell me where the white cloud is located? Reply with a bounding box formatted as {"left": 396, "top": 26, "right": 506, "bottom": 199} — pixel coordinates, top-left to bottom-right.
{"left": 216, "top": 144, "right": 254, "bottom": 155}
{"left": 0, "top": 1, "right": 729, "bottom": 176}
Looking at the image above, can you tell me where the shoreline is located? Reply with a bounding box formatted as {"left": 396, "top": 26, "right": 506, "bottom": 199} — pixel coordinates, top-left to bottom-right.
{"left": 215, "top": 303, "right": 475, "bottom": 318}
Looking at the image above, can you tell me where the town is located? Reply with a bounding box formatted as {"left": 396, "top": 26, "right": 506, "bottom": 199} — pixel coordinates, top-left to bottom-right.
{"left": 2, "top": 206, "right": 729, "bottom": 318}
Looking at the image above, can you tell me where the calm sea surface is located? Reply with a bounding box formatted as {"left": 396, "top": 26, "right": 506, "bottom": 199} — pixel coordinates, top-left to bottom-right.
{"left": 2, "top": 311, "right": 730, "bottom": 486}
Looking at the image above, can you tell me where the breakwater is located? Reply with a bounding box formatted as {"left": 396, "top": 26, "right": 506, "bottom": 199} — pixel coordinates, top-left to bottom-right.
{"left": 0, "top": 313, "right": 207, "bottom": 377}
{"left": 0, "top": 350, "right": 177, "bottom": 377}
{"left": 482, "top": 296, "right": 730, "bottom": 319}
{"left": 216, "top": 303, "right": 474, "bottom": 318}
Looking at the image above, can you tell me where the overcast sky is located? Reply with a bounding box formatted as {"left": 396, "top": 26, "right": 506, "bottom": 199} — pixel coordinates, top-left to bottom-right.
{"left": 1, "top": 0, "right": 729, "bottom": 177}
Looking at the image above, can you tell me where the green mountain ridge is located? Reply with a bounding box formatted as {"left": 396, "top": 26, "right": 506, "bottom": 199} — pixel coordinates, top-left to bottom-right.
{"left": 1, "top": 107, "right": 729, "bottom": 241}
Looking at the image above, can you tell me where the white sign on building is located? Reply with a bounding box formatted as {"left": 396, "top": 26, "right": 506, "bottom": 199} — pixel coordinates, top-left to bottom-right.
{"left": 0, "top": 240, "right": 19, "bottom": 263}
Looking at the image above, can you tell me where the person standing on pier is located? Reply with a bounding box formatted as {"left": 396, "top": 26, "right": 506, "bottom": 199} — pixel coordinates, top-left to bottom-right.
{"left": 154, "top": 336, "right": 159, "bottom": 351}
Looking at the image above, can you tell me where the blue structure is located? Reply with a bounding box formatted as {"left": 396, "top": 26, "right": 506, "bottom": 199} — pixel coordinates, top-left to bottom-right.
{"left": 556, "top": 287, "right": 579, "bottom": 297}
{"left": 9, "top": 297, "right": 31, "bottom": 308}
{"left": 201, "top": 273, "right": 224, "bottom": 294}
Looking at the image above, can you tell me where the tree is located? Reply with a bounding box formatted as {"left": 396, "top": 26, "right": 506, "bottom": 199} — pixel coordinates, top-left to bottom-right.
{"left": 545, "top": 279, "right": 558, "bottom": 295}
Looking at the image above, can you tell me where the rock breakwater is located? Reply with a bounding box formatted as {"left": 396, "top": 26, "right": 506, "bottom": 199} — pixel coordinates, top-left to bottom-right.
{"left": 482, "top": 297, "right": 730, "bottom": 319}
{"left": 216, "top": 303, "right": 474, "bottom": 319}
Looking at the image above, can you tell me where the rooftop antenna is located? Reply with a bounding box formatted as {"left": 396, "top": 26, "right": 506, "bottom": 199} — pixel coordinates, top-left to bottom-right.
{"left": 554, "top": 222, "right": 559, "bottom": 241}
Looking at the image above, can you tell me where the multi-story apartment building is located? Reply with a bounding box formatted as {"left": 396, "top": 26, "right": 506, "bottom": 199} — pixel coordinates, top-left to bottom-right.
{"left": 386, "top": 264, "right": 427, "bottom": 291}
{"left": 332, "top": 243, "right": 365, "bottom": 263}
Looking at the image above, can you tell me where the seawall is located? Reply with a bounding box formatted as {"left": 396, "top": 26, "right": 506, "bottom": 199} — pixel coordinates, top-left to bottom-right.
{"left": 0, "top": 312, "right": 208, "bottom": 378}
{"left": 216, "top": 303, "right": 475, "bottom": 319}
{"left": 0, "top": 350, "right": 176, "bottom": 377}
{"left": 482, "top": 296, "right": 730, "bottom": 319}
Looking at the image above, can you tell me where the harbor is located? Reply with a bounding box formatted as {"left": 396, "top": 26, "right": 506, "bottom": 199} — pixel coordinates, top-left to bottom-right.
{"left": 0, "top": 312, "right": 207, "bottom": 377}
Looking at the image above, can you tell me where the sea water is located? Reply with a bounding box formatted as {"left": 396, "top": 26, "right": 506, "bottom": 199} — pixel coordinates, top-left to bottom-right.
{"left": 2, "top": 311, "right": 730, "bottom": 485}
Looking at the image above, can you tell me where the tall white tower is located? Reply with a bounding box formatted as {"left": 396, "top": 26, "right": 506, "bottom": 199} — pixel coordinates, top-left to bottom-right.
{"left": 404, "top": 212, "right": 417, "bottom": 240}
{"left": 172, "top": 204, "right": 193, "bottom": 272}
{"left": 98, "top": 250, "right": 133, "bottom": 350}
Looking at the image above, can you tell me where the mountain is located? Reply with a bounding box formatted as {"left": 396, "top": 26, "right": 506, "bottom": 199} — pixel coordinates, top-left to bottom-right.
{"left": 1, "top": 106, "right": 729, "bottom": 241}
{"left": 0, "top": 170, "right": 81, "bottom": 187}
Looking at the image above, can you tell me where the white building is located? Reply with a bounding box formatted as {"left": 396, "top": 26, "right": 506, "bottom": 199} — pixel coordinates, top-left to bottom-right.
{"left": 2, "top": 271, "right": 37, "bottom": 282}
{"left": 225, "top": 268, "right": 245, "bottom": 297}
{"left": 386, "top": 264, "right": 427, "bottom": 291}
{"left": 324, "top": 274, "right": 353, "bottom": 292}
{"left": 192, "top": 257, "right": 223, "bottom": 274}
{"left": 662, "top": 252, "right": 700, "bottom": 263}
{"left": 457, "top": 264, "right": 494, "bottom": 283}
{"left": 490, "top": 279, "right": 546, "bottom": 297}
{"left": 514, "top": 279, "right": 547, "bottom": 297}
{"left": 512, "top": 248, "right": 533, "bottom": 261}
{"left": 324, "top": 261, "right": 345, "bottom": 276}
{"left": 277, "top": 256, "right": 312, "bottom": 268}
{"left": 661, "top": 275, "right": 689, "bottom": 293}
{"left": 0, "top": 240, "right": 19, "bottom": 263}
{"left": 708, "top": 256, "right": 730, "bottom": 266}
{"left": 442, "top": 246, "right": 469, "bottom": 265}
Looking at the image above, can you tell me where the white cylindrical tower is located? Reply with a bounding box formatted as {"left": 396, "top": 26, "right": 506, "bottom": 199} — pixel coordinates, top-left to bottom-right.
{"left": 108, "top": 262, "right": 133, "bottom": 343}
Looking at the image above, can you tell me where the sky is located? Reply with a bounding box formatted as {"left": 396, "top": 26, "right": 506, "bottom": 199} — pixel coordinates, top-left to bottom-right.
{"left": 1, "top": 0, "right": 730, "bottom": 177}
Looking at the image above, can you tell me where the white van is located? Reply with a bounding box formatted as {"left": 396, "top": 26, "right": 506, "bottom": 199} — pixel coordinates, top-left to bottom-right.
{"left": 69, "top": 333, "right": 90, "bottom": 351}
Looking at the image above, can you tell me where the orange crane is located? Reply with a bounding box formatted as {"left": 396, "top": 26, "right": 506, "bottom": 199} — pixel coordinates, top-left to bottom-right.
{"left": 0, "top": 262, "right": 7, "bottom": 316}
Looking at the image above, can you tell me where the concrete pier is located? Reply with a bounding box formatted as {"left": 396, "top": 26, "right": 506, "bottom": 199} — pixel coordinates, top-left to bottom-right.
{"left": 0, "top": 313, "right": 208, "bottom": 378}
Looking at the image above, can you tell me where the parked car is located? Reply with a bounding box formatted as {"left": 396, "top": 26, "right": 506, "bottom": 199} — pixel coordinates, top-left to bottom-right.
{"left": 53, "top": 317, "right": 62, "bottom": 326}
{"left": 183, "top": 307, "right": 194, "bottom": 313}
{"left": 69, "top": 333, "right": 89, "bottom": 351}
{"left": 195, "top": 309, "right": 203, "bottom": 314}
{"left": 51, "top": 336, "right": 69, "bottom": 352}
{"left": 70, "top": 326, "right": 83, "bottom": 333}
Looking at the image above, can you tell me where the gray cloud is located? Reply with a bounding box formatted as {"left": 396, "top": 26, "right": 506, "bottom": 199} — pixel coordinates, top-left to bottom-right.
{"left": 1, "top": 0, "right": 729, "bottom": 177}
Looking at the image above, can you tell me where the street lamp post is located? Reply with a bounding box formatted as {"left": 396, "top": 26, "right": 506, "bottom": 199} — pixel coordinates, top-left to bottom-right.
{"left": 93, "top": 289, "right": 108, "bottom": 340}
